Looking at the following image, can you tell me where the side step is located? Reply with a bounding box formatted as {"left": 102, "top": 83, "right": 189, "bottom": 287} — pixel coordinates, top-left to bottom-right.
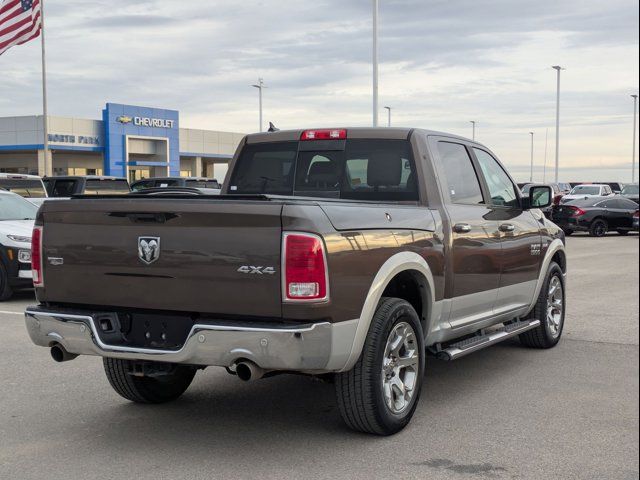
{"left": 437, "top": 319, "right": 541, "bottom": 361}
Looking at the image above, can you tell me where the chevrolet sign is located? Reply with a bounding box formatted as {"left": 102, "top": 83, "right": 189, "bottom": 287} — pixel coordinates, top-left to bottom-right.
{"left": 116, "top": 115, "right": 174, "bottom": 128}
{"left": 134, "top": 117, "right": 175, "bottom": 128}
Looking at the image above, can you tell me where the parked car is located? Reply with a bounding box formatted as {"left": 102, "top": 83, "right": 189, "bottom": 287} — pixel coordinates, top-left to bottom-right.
{"left": 560, "top": 184, "right": 614, "bottom": 204}
{"left": 620, "top": 183, "right": 639, "bottom": 204}
{"left": 0, "top": 190, "right": 37, "bottom": 301}
{"left": 552, "top": 196, "right": 639, "bottom": 236}
{"left": 0, "top": 173, "right": 48, "bottom": 204}
{"left": 605, "top": 182, "right": 625, "bottom": 194}
{"left": 26, "top": 127, "right": 567, "bottom": 435}
{"left": 557, "top": 182, "right": 572, "bottom": 194}
{"left": 130, "top": 177, "right": 221, "bottom": 192}
{"left": 43, "top": 176, "right": 130, "bottom": 197}
{"left": 520, "top": 183, "right": 564, "bottom": 218}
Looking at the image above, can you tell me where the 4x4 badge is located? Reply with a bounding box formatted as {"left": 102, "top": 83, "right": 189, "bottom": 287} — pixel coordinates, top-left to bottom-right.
{"left": 237, "top": 266, "right": 276, "bottom": 275}
{"left": 138, "top": 237, "right": 160, "bottom": 264}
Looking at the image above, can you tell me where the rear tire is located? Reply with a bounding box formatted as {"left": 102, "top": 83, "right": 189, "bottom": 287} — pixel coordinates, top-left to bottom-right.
{"left": 617, "top": 230, "right": 629, "bottom": 236}
{"left": 0, "top": 263, "right": 13, "bottom": 302}
{"left": 335, "top": 297, "right": 425, "bottom": 435}
{"left": 589, "top": 219, "right": 608, "bottom": 237}
{"left": 103, "top": 358, "right": 196, "bottom": 404}
{"left": 520, "top": 262, "right": 565, "bottom": 349}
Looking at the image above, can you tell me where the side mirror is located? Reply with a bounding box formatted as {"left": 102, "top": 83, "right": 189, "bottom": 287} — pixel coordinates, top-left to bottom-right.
{"left": 524, "top": 185, "right": 552, "bottom": 210}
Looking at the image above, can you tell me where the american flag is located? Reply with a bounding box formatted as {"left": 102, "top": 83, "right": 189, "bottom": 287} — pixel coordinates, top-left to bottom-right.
{"left": 0, "top": 0, "right": 41, "bottom": 56}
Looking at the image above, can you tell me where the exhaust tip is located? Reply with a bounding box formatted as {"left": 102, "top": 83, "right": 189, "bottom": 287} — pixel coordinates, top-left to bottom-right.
{"left": 235, "top": 362, "right": 253, "bottom": 381}
{"left": 235, "top": 361, "right": 265, "bottom": 382}
{"left": 50, "top": 344, "right": 77, "bottom": 363}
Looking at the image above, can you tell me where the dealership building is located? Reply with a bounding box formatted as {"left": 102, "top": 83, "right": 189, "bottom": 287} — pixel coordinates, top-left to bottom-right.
{"left": 0, "top": 102, "right": 245, "bottom": 181}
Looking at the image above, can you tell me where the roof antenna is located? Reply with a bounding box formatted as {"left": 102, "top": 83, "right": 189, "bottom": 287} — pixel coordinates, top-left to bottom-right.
{"left": 268, "top": 122, "right": 279, "bottom": 132}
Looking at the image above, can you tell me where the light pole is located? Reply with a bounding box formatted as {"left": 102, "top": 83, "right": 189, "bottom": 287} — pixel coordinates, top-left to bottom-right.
{"left": 552, "top": 66, "right": 564, "bottom": 182}
{"left": 384, "top": 106, "right": 391, "bottom": 127}
{"left": 543, "top": 128, "right": 549, "bottom": 183}
{"left": 372, "top": 0, "right": 379, "bottom": 127}
{"left": 632, "top": 94, "right": 638, "bottom": 183}
{"left": 251, "top": 78, "right": 266, "bottom": 132}
{"left": 470, "top": 120, "right": 476, "bottom": 140}
{"left": 529, "top": 132, "right": 534, "bottom": 182}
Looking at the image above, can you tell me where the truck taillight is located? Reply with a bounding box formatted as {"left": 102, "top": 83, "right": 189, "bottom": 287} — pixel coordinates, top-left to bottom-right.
{"left": 31, "top": 226, "right": 43, "bottom": 287}
{"left": 634, "top": 210, "right": 639, "bottom": 218}
{"left": 283, "top": 233, "right": 328, "bottom": 301}
{"left": 300, "top": 129, "right": 347, "bottom": 141}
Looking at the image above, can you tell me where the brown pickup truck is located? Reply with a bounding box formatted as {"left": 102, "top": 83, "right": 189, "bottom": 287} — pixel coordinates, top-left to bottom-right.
{"left": 25, "top": 128, "right": 567, "bottom": 435}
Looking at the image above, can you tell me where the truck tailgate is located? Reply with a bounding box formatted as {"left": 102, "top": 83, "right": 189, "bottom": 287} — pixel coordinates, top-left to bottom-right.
{"left": 38, "top": 198, "right": 284, "bottom": 317}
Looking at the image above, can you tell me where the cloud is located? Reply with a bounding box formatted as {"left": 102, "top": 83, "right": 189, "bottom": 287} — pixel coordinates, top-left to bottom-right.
{"left": 0, "top": 0, "right": 638, "bottom": 182}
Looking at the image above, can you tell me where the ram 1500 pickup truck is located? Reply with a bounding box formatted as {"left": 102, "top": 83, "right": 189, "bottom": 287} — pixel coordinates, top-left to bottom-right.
{"left": 25, "top": 128, "right": 566, "bottom": 435}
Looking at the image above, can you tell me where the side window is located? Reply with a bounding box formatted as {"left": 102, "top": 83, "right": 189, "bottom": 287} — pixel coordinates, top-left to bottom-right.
{"left": 436, "top": 142, "right": 484, "bottom": 205}
{"left": 473, "top": 149, "right": 519, "bottom": 208}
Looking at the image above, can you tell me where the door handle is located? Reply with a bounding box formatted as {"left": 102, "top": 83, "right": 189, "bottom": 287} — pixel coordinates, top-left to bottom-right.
{"left": 453, "top": 223, "right": 472, "bottom": 233}
{"left": 499, "top": 223, "right": 515, "bottom": 232}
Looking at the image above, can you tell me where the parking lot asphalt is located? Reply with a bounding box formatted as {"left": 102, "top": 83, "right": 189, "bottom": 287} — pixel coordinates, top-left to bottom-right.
{"left": 0, "top": 234, "right": 638, "bottom": 480}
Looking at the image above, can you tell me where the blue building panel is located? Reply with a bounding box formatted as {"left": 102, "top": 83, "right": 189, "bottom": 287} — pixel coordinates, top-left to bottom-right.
{"left": 102, "top": 103, "right": 180, "bottom": 177}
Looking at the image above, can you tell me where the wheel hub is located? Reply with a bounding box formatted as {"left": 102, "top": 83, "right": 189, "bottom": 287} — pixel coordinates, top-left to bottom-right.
{"left": 546, "top": 275, "right": 564, "bottom": 339}
{"left": 381, "top": 321, "right": 419, "bottom": 414}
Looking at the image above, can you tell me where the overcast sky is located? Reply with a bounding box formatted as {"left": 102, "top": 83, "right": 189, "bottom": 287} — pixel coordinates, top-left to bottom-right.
{"left": 1, "top": 0, "right": 638, "bottom": 181}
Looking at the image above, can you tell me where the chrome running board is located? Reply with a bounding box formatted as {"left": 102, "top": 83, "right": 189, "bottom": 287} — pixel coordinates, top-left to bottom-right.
{"left": 437, "top": 319, "right": 541, "bottom": 361}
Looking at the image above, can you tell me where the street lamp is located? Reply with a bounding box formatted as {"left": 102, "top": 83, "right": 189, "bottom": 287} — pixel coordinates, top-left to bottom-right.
{"left": 552, "top": 66, "right": 564, "bottom": 183}
{"left": 632, "top": 94, "right": 638, "bottom": 183}
{"left": 470, "top": 120, "right": 476, "bottom": 140}
{"left": 529, "top": 132, "right": 534, "bottom": 182}
{"left": 251, "top": 78, "right": 266, "bottom": 132}
{"left": 372, "top": 0, "right": 379, "bottom": 127}
{"left": 384, "top": 106, "right": 391, "bottom": 127}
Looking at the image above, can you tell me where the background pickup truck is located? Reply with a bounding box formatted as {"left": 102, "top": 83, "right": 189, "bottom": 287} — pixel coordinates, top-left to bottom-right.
{"left": 26, "top": 128, "right": 566, "bottom": 435}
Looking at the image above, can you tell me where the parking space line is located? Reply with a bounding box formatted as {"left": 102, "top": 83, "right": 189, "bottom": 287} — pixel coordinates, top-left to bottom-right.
{"left": 0, "top": 310, "right": 23, "bottom": 316}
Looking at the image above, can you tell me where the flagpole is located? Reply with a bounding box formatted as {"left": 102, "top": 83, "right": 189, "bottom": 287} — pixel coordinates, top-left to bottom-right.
{"left": 40, "top": 0, "right": 50, "bottom": 176}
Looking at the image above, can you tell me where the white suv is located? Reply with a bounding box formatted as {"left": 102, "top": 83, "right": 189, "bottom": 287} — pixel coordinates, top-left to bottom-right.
{"left": 0, "top": 190, "right": 37, "bottom": 300}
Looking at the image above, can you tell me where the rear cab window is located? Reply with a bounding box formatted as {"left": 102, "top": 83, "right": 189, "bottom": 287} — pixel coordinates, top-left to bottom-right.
{"left": 0, "top": 179, "right": 47, "bottom": 198}
{"left": 228, "top": 138, "right": 419, "bottom": 202}
{"left": 84, "top": 179, "right": 131, "bottom": 195}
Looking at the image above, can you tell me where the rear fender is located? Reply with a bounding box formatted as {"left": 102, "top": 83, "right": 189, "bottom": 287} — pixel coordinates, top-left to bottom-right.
{"left": 338, "top": 251, "right": 440, "bottom": 372}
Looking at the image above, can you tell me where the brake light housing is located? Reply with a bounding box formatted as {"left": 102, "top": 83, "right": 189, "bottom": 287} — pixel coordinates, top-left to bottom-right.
{"left": 300, "top": 129, "right": 347, "bottom": 141}
{"left": 31, "top": 226, "right": 43, "bottom": 287}
{"left": 568, "top": 206, "right": 586, "bottom": 217}
{"left": 282, "top": 232, "right": 329, "bottom": 302}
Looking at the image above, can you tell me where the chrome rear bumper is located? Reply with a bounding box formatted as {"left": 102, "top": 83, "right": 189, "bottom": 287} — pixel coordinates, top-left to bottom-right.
{"left": 25, "top": 307, "right": 357, "bottom": 372}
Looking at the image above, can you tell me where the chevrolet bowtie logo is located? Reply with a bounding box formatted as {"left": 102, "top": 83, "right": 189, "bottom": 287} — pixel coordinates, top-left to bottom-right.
{"left": 116, "top": 115, "right": 133, "bottom": 124}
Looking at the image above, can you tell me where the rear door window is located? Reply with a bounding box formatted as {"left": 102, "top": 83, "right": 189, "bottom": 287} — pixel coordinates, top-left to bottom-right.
{"left": 436, "top": 142, "right": 484, "bottom": 205}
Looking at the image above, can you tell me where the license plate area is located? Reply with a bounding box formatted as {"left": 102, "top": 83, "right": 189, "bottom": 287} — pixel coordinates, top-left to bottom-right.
{"left": 92, "top": 312, "right": 196, "bottom": 350}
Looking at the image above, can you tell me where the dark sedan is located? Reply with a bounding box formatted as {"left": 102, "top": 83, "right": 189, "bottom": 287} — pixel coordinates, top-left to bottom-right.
{"left": 553, "top": 196, "right": 639, "bottom": 237}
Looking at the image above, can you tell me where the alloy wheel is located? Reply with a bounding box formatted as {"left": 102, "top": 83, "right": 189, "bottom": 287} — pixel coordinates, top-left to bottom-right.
{"left": 381, "top": 321, "right": 420, "bottom": 414}
{"left": 546, "top": 275, "right": 564, "bottom": 339}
